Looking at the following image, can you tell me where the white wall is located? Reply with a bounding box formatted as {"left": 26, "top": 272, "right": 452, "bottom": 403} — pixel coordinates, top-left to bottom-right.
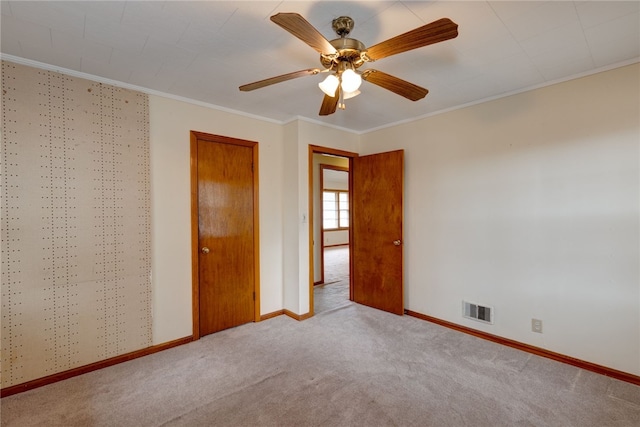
{"left": 149, "top": 95, "right": 284, "bottom": 343}
{"left": 323, "top": 230, "right": 349, "bottom": 247}
{"left": 360, "top": 64, "right": 640, "bottom": 375}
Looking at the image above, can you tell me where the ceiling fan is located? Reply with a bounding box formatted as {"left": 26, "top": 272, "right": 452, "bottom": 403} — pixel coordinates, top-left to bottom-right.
{"left": 239, "top": 13, "right": 458, "bottom": 116}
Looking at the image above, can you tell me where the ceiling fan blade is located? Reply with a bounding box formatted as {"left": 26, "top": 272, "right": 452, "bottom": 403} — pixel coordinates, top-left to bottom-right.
{"left": 362, "top": 70, "right": 428, "bottom": 101}
{"left": 319, "top": 91, "right": 340, "bottom": 116}
{"left": 271, "top": 13, "right": 338, "bottom": 55}
{"left": 239, "top": 68, "right": 322, "bottom": 91}
{"left": 365, "top": 18, "right": 458, "bottom": 61}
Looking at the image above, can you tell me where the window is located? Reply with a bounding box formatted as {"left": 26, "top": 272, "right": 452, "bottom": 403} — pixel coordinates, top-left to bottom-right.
{"left": 323, "top": 190, "right": 349, "bottom": 230}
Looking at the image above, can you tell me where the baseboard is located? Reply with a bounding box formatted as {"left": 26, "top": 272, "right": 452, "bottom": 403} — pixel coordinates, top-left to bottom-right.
{"left": 323, "top": 243, "right": 349, "bottom": 248}
{"left": 405, "top": 310, "right": 640, "bottom": 386}
{"left": 260, "top": 309, "right": 314, "bottom": 322}
{"left": 260, "top": 310, "right": 284, "bottom": 321}
{"left": 283, "top": 309, "right": 313, "bottom": 321}
{"left": 1, "top": 336, "right": 194, "bottom": 398}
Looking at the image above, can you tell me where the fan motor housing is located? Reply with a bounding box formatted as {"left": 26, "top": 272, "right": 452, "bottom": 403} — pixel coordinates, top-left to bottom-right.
{"left": 320, "top": 38, "right": 366, "bottom": 69}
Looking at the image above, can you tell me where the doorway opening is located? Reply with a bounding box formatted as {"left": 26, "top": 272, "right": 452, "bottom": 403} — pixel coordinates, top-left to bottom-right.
{"left": 316, "top": 164, "right": 350, "bottom": 314}
{"left": 309, "top": 145, "right": 405, "bottom": 318}
{"left": 309, "top": 145, "right": 358, "bottom": 316}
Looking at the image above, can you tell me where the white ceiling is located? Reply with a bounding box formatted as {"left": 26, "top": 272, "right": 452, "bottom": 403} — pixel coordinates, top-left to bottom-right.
{"left": 1, "top": 1, "right": 638, "bottom": 133}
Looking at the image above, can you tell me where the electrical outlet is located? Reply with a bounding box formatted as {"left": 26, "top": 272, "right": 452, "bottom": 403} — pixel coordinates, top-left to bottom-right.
{"left": 531, "top": 318, "right": 543, "bottom": 333}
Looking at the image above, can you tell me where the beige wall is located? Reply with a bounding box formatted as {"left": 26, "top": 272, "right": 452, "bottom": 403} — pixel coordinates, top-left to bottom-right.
{"left": 149, "top": 95, "right": 285, "bottom": 343}
{"left": 4, "top": 58, "right": 638, "bottom": 389}
{"left": 282, "top": 121, "right": 302, "bottom": 313}
{"left": 284, "top": 121, "right": 359, "bottom": 314}
{"left": 360, "top": 63, "right": 640, "bottom": 375}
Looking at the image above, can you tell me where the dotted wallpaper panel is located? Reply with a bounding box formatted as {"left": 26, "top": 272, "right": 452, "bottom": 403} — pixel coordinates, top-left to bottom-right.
{"left": 1, "top": 61, "right": 151, "bottom": 388}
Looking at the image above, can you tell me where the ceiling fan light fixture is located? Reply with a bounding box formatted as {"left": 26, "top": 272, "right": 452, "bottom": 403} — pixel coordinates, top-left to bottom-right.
{"left": 340, "top": 68, "right": 362, "bottom": 93}
{"left": 319, "top": 74, "right": 339, "bottom": 97}
{"left": 241, "top": 13, "right": 459, "bottom": 116}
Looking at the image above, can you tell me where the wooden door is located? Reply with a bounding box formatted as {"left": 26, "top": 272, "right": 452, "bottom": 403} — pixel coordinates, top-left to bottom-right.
{"left": 352, "top": 150, "right": 404, "bottom": 315}
{"left": 194, "top": 133, "right": 257, "bottom": 336}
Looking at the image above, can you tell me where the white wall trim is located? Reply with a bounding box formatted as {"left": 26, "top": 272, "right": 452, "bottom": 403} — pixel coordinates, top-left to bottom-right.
{"left": 0, "top": 54, "right": 283, "bottom": 126}
{"left": 360, "top": 57, "right": 640, "bottom": 134}
{"left": 3, "top": 53, "right": 637, "bottom": 136}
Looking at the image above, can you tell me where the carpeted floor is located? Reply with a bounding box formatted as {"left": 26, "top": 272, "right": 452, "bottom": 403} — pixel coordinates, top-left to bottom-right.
{"left": 2, "top": 302, "right": 639, "bottom": 426}
{"left": 314, "top": 246, "right": 350, "bottom": 314}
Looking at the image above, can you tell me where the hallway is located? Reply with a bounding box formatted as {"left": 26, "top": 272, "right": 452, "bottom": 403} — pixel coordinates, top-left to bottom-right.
{"left": 314, "top": 246, "right": 350, "bottom": 314}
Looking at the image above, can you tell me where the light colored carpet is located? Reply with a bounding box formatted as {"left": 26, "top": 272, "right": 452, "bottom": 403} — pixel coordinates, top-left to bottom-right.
{"left": 2, "top": 303, "right": 639, "bottom": 426}
{"left": 314, "top": 246, "right": 350, "bottom": 314}
{"left": 322, "top": 246, "right": 349, "bottom": 285}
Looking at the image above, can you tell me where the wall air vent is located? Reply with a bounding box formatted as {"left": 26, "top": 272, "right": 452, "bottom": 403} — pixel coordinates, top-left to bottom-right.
{"left": 462, "top": 300, "right": 493, "bottom": 324}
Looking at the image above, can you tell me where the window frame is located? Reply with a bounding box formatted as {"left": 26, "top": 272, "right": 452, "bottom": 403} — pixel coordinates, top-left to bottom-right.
{"left": 322, "top": 188, "right": 349, "bottom": 231}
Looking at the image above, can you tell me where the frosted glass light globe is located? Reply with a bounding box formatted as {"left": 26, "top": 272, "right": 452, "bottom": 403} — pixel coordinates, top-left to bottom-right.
{"left": 340, "top": 69, "right": 362, "bottom": 93}
{"left": 318, "top": 74, "right": 339, "bottom": 97}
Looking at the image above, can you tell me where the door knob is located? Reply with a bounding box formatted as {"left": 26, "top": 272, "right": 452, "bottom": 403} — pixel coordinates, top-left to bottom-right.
{"left": 393, "top": 240, "right": 402, "bottom": 246}
{"left": 201, "top": 247, "right": 210, "bottom": 254}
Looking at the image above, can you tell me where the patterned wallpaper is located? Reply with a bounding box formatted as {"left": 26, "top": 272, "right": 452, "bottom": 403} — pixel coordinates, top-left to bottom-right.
{"left": 1, "top": 61, "right": 152, "bottom": 388}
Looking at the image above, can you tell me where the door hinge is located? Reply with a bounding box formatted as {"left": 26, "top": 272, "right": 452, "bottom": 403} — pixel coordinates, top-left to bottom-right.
{"left": 253, "top": 291, "right": 255, "bottom": 301}
{"left": 251, "top": 163, "right": 254, "bottom": 172}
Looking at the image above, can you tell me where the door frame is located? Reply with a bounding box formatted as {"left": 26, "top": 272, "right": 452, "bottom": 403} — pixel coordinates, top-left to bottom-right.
{"left": 190, "top": 131, "right": 261, "bottom": 340}
{"left": 308, "top": 145, "right": 358, "bottom": 317}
